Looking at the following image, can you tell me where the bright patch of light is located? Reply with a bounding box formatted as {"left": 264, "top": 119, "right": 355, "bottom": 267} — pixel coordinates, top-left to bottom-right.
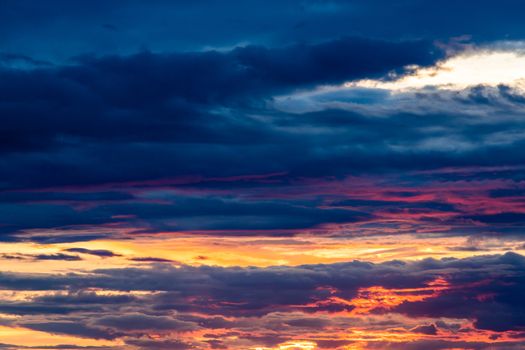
{"left": 347, "top": 50, "right": 525, "bottom": 91}
{"left": 252, "top": 341, "right": 317, "bottom": 350}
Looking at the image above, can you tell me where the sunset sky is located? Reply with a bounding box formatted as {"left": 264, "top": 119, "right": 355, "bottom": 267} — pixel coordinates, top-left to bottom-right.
{"left": 1, "top": 1, "right": 525, "bottom": 349}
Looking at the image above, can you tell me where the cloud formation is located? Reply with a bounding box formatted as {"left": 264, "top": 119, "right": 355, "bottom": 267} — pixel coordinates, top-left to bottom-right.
{"left": 0, "top": 254, "right": 524, "bottom": 348}
{"left": 1, "top": 1, "right": 525, "bottom": 349}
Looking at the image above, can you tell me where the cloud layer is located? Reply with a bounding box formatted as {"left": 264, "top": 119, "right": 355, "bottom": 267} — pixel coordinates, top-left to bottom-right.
{"left": 1, "top": 1, "right": 525, "bottom": 349}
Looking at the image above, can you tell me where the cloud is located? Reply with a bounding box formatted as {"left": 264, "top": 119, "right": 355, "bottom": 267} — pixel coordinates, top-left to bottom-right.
{"left": 20, "top": 322, "right": 119, "bottom": 340}
{"left": 4, "top": 163, "right": 525, "bottom": 241}
{"left": 0, "top": 253, "right": 524, "bottom": 331}
{"left": 1, "top": 0, "right": 524, "bottom": 61}
{"left": 0, "top": 253, "right": 82, "bottom": 261}
{"left": 2, "top": 1, "right": 525, "bottom": 349}
{"left": 124, "top": 339, "right": 195, "bottom": 350}
{"left": 129, "top": 257, "right": 176, "bottom": 263}
{"left": 1, "top": 39, "right": 525, "bottom": 242}
{"left": 32, "top": 253, "right": 82, "bottom": 261}
{"left": 366, "top": 339, "right": 525, "bottom": 350}
{"left": 94, "top": 313, "right": 198, "bottom": 332}
{"left": 64, "top": 248, "right": 121, "bottom": 258}
{"left": 410, "top": 323, "right": 438, "bottom": 335}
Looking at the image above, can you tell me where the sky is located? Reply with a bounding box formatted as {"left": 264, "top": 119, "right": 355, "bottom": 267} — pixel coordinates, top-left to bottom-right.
{"left": 1, "top": 1, "right": 525, "bottom": 349}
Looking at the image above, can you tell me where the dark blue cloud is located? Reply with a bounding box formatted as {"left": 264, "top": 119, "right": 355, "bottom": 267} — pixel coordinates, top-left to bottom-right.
{"left": 20, "top": 322, "right": 119, "bottom": 340}
{"left": 64, "top": 248, "right": 121, "bottom": 258}
{"left": 1, "top": 0, "right": 525, "bottom": 61}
